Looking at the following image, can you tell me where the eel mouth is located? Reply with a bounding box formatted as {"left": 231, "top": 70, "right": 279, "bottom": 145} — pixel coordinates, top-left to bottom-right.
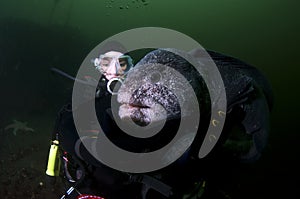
{"left": 118, "top": 103, "right": 151, "bottom": 126}
{"left": 119, "top": 102, "right": 151, "bottom": 112}
{"left": 118, "top": 101, "right": 167, "bottom": 127}
{"left": 128, "top": 103, "right": 151, "bottom": 109}
{"left": 117, "top": 83, "right": 180, "bottom": 126}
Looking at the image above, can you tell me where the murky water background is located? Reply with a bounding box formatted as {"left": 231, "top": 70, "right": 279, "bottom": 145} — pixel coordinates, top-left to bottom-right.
{"left": 0, "top": 0, "right": 299, "bottom": 198}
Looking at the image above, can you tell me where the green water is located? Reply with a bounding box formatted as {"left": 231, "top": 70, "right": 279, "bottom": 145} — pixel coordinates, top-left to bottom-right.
{"left": 0, "top": 0, "right": 299, "bottom": 198}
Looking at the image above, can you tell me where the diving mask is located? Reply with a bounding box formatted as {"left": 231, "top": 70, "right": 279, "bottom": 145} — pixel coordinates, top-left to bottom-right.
{"left": 93, "top": 51, "right": 133, "bottom": 79}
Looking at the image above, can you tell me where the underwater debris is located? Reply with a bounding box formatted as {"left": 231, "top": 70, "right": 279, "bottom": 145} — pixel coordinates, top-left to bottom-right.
{"left": 4, "top": 120, "right": 34, "bottom": 136}
{"left": 107, "top": 0, "right": 149, "bottom": 10}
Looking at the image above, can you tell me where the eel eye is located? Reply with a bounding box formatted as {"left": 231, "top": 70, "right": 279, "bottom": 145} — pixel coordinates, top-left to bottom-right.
{"left": 148, "top": 71, "right": 162, "bottom": 84}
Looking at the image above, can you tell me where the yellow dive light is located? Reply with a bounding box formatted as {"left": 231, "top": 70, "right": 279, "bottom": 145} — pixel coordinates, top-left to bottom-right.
{"left": 46, "top": 140, "right": 61, "bottom": 177}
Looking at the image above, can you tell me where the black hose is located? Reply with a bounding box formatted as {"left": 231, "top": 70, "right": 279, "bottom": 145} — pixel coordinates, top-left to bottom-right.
{"left": 50, "top": 67, "right": 96, "bottom": 86}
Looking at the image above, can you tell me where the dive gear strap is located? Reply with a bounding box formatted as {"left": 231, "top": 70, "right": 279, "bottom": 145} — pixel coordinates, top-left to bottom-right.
{"left": 129, "top": 174, "right": 173, "bottom": 199}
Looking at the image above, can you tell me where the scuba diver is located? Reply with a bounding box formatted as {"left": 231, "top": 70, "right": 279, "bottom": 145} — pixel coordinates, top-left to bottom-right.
{"left": 46, "top": 50, "right": 135, "bottom": 199}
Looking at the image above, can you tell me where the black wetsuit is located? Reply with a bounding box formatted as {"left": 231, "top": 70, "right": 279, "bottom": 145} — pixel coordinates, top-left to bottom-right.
{"left": 55, "top": 76, "right": 161, "bottom": 198}
{"left": 54, "top": 74, "right": 202, "bottom": 199}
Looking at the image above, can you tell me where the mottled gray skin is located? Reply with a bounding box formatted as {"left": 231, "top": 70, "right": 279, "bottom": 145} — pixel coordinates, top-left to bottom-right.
{"left": 118, "top": 49, "right": 209, "bottom": 126}
{"left": 189, "top": 48, "right": 274, "bottom": 110}
{"left": 117, "top": 48, "right": 273, "bottom": 161}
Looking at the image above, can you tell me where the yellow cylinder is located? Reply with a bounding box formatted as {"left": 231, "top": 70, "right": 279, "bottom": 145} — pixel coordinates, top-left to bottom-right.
{"left": 46, "top": 140, "right": 60, "bottom": 177}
